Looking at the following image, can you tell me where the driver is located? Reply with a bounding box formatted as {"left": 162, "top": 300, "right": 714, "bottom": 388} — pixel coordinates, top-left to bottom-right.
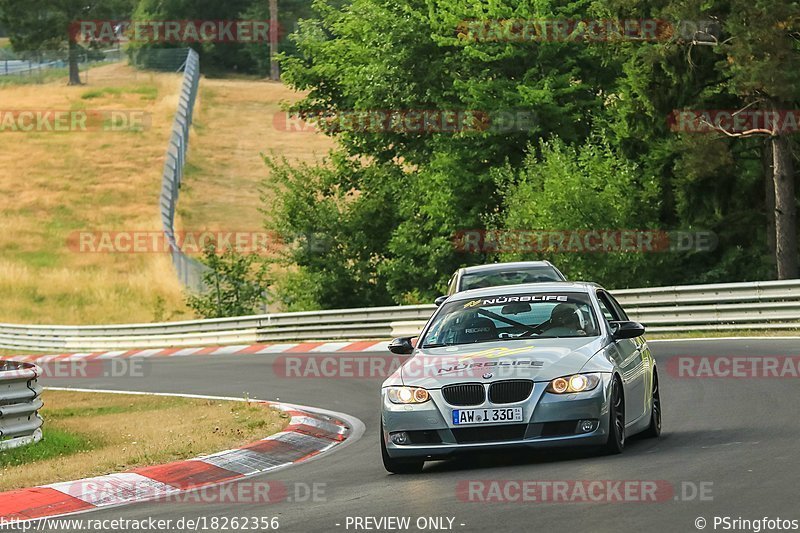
{"left": 542, "top": 303, "right": 584, "bottom": 336}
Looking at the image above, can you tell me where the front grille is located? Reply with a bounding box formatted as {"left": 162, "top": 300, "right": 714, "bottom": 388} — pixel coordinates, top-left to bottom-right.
{"left": 452, "top": 424, "right": 528, "bottom": 444}
{"left": 489, "top": 380, "right": 534, "bottom": 404}
{"left": 442, "top": 384, "right": 485, "bottom": 406}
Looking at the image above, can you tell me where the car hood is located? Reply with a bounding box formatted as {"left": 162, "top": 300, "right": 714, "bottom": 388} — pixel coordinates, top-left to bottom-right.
{"left": 393, "top": 337, "right": 605, "bottom": 389}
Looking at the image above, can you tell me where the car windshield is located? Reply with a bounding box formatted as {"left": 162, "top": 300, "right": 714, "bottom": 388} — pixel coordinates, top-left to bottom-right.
{"left": 421, "top": 292, "right": 600, "bottom": 347}
{"left": 460, "top": 267, "right": 563, "bottom": 291}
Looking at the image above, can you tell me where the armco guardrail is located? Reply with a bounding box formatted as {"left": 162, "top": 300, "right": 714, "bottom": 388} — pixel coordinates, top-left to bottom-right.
{"left": 614, "top": 279, "right": 800, "bottom": 331}
{"left": 159, "top": 48, "right": 210, "bottom": 292}
{"left": 0, "top": 280, "right": 799, "bottom": 352}
{"left": 0, "top": 305, "right": 434, "bottom": 352}
{"left": 0, "top": 361, "right": 44, "bottom": 450}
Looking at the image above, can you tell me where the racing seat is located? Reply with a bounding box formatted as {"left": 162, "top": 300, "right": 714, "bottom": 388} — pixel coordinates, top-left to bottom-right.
{"left": 542, "top": 303, "right": 584, "bottom": 336}
{"left": 457, "top": 316, "right": 498, "bottom": 344}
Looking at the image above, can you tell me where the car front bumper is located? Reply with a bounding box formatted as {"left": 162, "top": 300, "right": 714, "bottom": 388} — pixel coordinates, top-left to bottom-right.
{"left": 382, "top": 374, "right": 613, "bottom": 460}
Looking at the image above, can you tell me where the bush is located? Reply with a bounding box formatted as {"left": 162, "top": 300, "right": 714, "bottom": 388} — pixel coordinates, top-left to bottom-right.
{"left": 186, "top": 243, "right": 271, "bottom": 318}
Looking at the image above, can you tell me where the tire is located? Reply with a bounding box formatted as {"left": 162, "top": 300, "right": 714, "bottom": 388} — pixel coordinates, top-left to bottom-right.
{"left": 601, "top": 377, "right": 625, "bottom": 455}
{"left": 381, "top": 424, "right": 424, "bottom": 474}
{"left": 640, "top": 370, "right": 662, "bottom": 439}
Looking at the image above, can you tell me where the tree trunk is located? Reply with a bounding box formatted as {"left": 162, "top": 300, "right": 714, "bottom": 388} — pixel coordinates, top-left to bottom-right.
{"left": 67, "top": 38, "right": 82, "bottom": 85}
{"left": 269, "top": 0, "right": 280, "bottom": 81}
{"left": 771, "top": 134, "right": 798, "bottom": 279}
{"left": 764, "top": 139, "right": 776, "bottom": 275}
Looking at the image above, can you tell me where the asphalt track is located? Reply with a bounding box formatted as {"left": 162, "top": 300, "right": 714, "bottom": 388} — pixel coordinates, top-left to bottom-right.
{"left": 39, "top": 338, "right": 800, "bottom": 533}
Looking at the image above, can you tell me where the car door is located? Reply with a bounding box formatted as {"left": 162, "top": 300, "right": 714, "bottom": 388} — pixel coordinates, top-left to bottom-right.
{"left": 607, "top": 291, "right": 654, "bottom": 417}
{"left": 597, "top": 290, "right": 647, "bottom": 423}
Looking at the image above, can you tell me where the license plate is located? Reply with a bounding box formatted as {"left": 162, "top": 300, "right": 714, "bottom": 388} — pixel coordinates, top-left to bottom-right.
{"left": 452, "top": 407, "right": 523, "bottom": 425}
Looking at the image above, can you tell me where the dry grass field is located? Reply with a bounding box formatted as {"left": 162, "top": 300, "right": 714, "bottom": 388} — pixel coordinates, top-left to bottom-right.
{"left": 0, "top": 390, "right": 288, "bottom": 491}
{"left": 0, "top": 63, "right": 193, "bottom": 325}
{"left": 177, "top": 78, "right": 333, "bottom": 233}
{"left": 0, "top": 64, "right": 333, "bottom": 326}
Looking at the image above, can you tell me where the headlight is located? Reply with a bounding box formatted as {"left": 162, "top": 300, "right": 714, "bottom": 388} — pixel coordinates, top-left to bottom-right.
{"left": 546, "top": 373, "right": 601, "bottom": 394}
{"left": 386, "top": 386, "right": 430, "bottom": 404}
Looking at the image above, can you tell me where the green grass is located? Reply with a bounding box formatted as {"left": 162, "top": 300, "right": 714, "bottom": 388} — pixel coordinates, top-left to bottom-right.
{"left": 0, "top": 391, "right": 289, "bottom": 491}
{"left": 0, "top": 63, "right": 194, "bottom": 326}
{"left": 0, "top": 68, "right": 70, "bottom": 87}
{"left": 47, "top": 405, "right": 136, "bottom": 419}
{"left": 46, "top": 400, "right": 192, "bottom": 419}
{"left": 647, "top": 329, "right": 800, "bottom": 340}
{"left": 81, "top": 85, "right": 159, "bottom": 101}
{"left": 0, "top": 429, "right": 96, "bottom": 468}
{"left": 12, "top": 251, "right": 61, "bottom": 269}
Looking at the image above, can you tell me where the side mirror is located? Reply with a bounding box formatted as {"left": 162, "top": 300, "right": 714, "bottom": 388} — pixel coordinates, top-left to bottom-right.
{"left": 388, "top": 337, "right": 415, "bottom": 355}
{"left": 610, "top": 321, "right": 646, "bottom": 340}
{"left": 434, "top": 295, "right": 448, "bottom": 306}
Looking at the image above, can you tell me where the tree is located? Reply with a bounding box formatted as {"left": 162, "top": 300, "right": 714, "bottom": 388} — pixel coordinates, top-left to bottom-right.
{"left": 131, "top": 0, "right": 252, "bottom": 74}
{"left": 186, "top": 243, "right": 271, "bottom": 318}
{"left": 0, "top": 0, "right": 134, "bottom": 85}
{"left": 269, "top": 0, "right": 620, "bottom": 307}
{"left": 496, "top": 135, "right": 669, "bottom": 288}
{"left": 262, "top": 152, "right": 401, "bottom": 310}
{"left": 130, "top": 0, "right": 315, "bottom": 75}
{"left": 710, "top": 0, "right": 800, "bottom": 279}
{"left": 267, "top": 0, "right": 798, "bottom": 307}
{"left": 601, "top": 0, "right": 800, "bottom": 279}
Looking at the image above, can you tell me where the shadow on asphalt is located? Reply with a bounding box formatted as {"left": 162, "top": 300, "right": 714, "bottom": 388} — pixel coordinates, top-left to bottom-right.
{"left": 398, "top": 427, "right": 752, "bottom": 475}
{"left": 416, "top": 442, "right": 645, "bottom": 475}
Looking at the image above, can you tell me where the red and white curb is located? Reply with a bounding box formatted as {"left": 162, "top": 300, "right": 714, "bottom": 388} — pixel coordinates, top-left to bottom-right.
{"left": 7, "top": 340, "right": 393, "bottom": 364}
{"left": 11, "top": 336, "right": 800, "bottom": 364}
{"left": 0, "top": 389, "right": 364, "bottom": 523}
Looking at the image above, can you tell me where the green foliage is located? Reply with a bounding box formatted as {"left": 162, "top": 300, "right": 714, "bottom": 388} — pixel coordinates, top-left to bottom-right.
{"left": 0, "top": 0, "right": 134, "bottom": 83}
{"left": 239, "top": 0, "right": 317, "bottom": 75}
{"left": 262, "top": 0, "right": 798, "bottom": 306}
{"left": 0, "top": 0, "right": 134, "bottom": 51}
{"left": 80, "top": 85, "right": 158, "bottom": 100}
{"left": 129, "top": 0, "right": 316, "bottom": 75}
{"left": 599, "top": 0, "right": 798, "bottom": 281}
{"left": 262, "top": 152, "right": 400, "bottom": 310}
{"left": 267, "top": 0, "right": 627, "bottom": 308}
{"left": 186, "top": 243, "right": 271, "bottom": 318}
{"left": 497, "top": 135, "right": 670, "bottom": 288}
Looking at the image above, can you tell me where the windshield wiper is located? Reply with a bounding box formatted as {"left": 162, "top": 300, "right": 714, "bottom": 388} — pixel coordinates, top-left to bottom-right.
{"left": 420, "top": 343, "right": 449, "bottom": 348}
